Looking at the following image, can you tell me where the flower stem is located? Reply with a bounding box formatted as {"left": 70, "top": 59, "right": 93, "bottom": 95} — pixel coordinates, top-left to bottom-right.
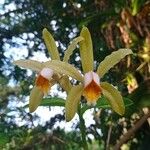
{"left": 78, "top": 105, "right": 88, "bottom": 150}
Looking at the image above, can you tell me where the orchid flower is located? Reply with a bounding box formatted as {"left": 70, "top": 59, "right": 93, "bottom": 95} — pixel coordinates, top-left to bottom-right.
{"left": 43, "top": 27, "right": 133, "bottom": 121}
{"left": 14, "top": 28, "right": 83, "bottom": 112}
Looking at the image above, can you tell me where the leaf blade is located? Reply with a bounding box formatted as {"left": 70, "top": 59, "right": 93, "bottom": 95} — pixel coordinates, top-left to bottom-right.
{"left": 39, "top": 97, "right": 65, "bottom": 107}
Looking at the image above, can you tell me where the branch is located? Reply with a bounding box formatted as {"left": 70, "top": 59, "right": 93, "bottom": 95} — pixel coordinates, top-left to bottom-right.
{"left": 114, "top": 110, "right": 150, "bottom": 150}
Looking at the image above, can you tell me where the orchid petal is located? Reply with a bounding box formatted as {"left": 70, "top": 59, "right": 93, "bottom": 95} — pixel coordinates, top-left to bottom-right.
{"left": 29, "top": 86, "right": 44, "bottom": 112}
{"left": 97, "top": 49, "right": 133, "bottom": 78}
{"left": 14, "top": 60, "right": 44, "bottom": 72}
{"left": 42, "top": 28, "right": 60, "bottom": 60}
{"left": 58, "top": 75, "right": 72, "bottom": 93}
{"left": 101, "top": 82, "right": 125, "bottom": 115}
{"left": 63, "top": 36, "right": 84, "bottom": 62}
{"left": 44, "top": 60, "right": 83, "bottom": 82}
{"left": 65, "top": 84, "right": 83, "bottom": 122}
{"left": 79, "top": 27, "right": 94, "bottom": 73}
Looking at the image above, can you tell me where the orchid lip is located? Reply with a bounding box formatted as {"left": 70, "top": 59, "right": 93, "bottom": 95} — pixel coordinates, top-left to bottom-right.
{"left": 84, "top": 71, "right": 100, "bottom": 87}
{"left": 87, "top": 101, "right": 96, "bottom": 106}
{"left": 35, "top": 75, "right": 50, "bottom": 95}
{"left": 35, "top": 68, "right": 54, "bottom": 95}
{"left": 83, "top": 71, "right": 102, "bottom": 104}
{"left": 40, "top": 68, "right": 54, "bottom": 80}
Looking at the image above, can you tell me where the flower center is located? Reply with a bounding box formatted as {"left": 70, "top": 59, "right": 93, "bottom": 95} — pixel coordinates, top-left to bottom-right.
{"left": 83, "top": 71, "right": 102, "bottom": 105}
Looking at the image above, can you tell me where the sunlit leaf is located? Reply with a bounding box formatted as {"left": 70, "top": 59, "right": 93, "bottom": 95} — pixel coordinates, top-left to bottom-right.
{"left": 63, "top": 36, "right": 84, "bottom": 62}
{"left": 42, "top": 28, "right": 60, "bottom": 60}
{"left": 65, "top": 84, "right": 83, "bottom": 122}
{"left": 101, "top": 82, "right": 125, "bottom": 115}
{"left": 79, "top": 26, "right": 94, "bottom": 73}
{"left": 29, "top": 86, "right": 44, "bottom": 112}
{"left": 44, "top": 60, "right": 83, "bottom": 82}
{"left": 14, "top": 60, "right": 43, "bottom": 72}
{"left": 97, "top": 49, "right": 133, "bottom": 78}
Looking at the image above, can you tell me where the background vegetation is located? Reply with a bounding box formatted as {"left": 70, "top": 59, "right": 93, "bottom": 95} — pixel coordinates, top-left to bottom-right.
{"left": 0, "top": 0, "right": 150, "bottom": 149}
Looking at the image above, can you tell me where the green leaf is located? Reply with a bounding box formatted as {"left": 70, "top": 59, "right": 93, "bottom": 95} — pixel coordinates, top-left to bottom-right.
{"left": 80, "top": 96, "right": 133, "bottom": 115}
{"left": 25, "top": 97, "right": 65, "bottom": 108}
{"left": 39, "top": 97, "right": 66, "bottom": 107}
{"left": 0, "top": 133, "right": 9, "bottom": 147}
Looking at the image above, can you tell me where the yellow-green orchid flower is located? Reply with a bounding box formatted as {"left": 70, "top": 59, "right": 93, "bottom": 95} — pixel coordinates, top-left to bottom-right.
{"left": 43, "top": 27, "right": 133, "bottom": 121}
{"left": 14, "top": 28, "right": 83, "bottom": 112}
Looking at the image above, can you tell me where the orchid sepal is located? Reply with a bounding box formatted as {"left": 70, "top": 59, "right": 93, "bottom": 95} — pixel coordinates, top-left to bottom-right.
{"left": 14, "top": 60, "right": 44, "bottom": 72}
{"left": 29, "top": 86, "right": 44, "bottom": 112}
{"left": 65, "top": 84, "right": 83, "bottom": 122}
{"left": 79, "top": 26, "right": 94, "bottom": 73}
{"left": 63, "top": 36, "right": 84, "bottom": 62}
{"left": 58, "top": 75, "right": 72, "bottom": 93}
{"left": 97, "top": 48, "right": 133, "bottom": 78}
{"left": 42, "top": 28, "right": 60, "bottom": 60}
{"left": 101, "top": 82, "right": 125, "bottom": 115}
{"left": 44, "top": 60, "right": 84, "bottom": 82}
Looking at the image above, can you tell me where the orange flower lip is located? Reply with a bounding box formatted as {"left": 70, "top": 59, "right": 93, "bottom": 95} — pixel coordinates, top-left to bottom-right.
{"left": 83, "top": 71, "right": 102, "bottom": 105}
{"left": 83, "top": 80, "right": 102, "bottom": 105}
{"left": 35, "top": 68, "right": 54, "bottom": 94}
{"left": 35, "top": 75, "right": 50, "bottom": 94}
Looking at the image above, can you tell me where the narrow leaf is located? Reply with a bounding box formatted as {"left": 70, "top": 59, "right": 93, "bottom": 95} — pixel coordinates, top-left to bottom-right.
{"left": 39, "top": 97, "right": 65, "bottom": 107}
{"left": 97, "top": 49, "right": 133, "bottom": 77}
{"left": 42, "top": 28, "right": 60, "bottom": 60}
{"left": 79, "top": 27, "right": 94, "bottom": 73}
{"left": 101, "top": 82, "right": 125, "bottom": 115}
{"left": 29, "top": 86, "right": 44, "bottom": 112}
{"left": 65, "top": 84, "right": 83, "bottom": 122}
{"left": 63, "top": 36, "right": 84, "bottom": 62}
{"left": 14, "top": 60, "right": 43, "bottom": 72}
{"left": 44, "top": 60, "right": 83, "bottom": 82}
